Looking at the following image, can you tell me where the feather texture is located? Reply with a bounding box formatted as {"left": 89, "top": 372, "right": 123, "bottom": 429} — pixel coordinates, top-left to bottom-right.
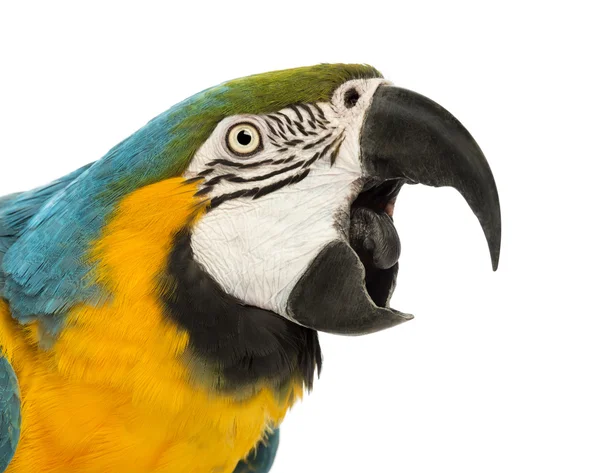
{"left": 0, "top": 180, "right": 300, "bottom": 472}
{"left": 0, "top": 163, "right": 92, "bottom": 295}
{"left": 0, "top": 355, "right": 20, "bottom": 473}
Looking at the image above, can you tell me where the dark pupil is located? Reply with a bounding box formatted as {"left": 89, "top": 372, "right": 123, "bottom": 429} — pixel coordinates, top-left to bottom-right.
{"left": 237, "top": 130, "right": 252, "bottom": 146}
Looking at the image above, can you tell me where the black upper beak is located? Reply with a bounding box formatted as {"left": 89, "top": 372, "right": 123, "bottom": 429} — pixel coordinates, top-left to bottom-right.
{"left": 287, "top": 85, "right": 501, "bottom": 336}
{"left": 361, "top": 85, "right": 501, "bottom": 270}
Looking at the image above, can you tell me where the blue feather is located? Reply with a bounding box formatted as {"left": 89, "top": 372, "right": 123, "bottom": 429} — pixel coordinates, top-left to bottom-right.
{"left": 1, "top": 85, "right": 229, "bottom": 323}
{"left": 0, "top": 164, "right": 93, "bottom": 295}
{"left": 0, "top": 355, "right": 21, "bottom": 472}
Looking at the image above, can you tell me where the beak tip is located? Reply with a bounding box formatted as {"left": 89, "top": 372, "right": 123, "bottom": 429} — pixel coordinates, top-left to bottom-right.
{"left": 485, "top": 221, "right": 501, "bottom": 272}
{"left": 393, "top": 311, "right": 414, "bottom": 323}
{"left": 490, "top": 247, "right": 500, "bottom": 271}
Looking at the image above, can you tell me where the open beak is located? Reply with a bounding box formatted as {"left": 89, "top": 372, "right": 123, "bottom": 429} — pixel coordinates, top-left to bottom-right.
{"left": 287, "top": 85, "right": 501, "bottom": 335}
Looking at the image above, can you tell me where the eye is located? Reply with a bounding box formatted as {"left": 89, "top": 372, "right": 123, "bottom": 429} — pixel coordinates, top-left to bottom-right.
{"left": 226, "top": 123, "right": 262, "bottom": 156}
{"left": 344, "top": 88, "right": 360, "bottom": 108}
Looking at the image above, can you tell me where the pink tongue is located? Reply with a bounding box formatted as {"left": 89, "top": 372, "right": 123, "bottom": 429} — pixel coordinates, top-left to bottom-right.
{"left": 385, "top": 198, "right": 396, "bottom": 217}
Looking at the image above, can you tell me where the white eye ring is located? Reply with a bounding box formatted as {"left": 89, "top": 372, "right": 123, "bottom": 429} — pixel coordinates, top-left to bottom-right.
{"left": 226, "top": 123, "right": 262, "bottom": 156}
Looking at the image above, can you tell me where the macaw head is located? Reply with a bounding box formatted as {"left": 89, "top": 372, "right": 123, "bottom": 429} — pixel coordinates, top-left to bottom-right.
{"left": 179, "top": 64, "right": 501, "bottom": 335}
{"left": 2, "top": 64, "right": 500, "bottom": 340}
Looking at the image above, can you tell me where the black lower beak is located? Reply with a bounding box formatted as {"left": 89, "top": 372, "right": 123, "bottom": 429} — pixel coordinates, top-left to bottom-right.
{"left": 361, "top": 85, "right": 501, "bottom": 270}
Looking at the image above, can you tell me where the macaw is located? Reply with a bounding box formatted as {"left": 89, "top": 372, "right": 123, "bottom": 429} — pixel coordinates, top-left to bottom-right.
{"left": 0, "top": 64, "right": 501, "bottom": 473}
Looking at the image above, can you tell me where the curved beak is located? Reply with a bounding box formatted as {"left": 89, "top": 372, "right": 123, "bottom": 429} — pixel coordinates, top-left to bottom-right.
{"left": 361, "top": 85, "right": 501, "bottom": 270}
{"left": 287, "top": 85, "right": 501, "bottom": 335}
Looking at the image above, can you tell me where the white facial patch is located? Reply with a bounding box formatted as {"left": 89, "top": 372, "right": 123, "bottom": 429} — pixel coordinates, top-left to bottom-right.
{"left": 184, "top": 78, "right": 388, "bottom": 317}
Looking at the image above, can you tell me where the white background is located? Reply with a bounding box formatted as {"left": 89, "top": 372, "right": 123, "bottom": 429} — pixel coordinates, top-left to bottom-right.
{"left": 1, "top": 1, "right": 598, "bottom": 472}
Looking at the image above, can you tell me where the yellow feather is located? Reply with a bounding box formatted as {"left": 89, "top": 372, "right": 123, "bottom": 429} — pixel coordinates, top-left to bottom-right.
{"left": 1, "top": 178, "right": 302, "bottom": 473}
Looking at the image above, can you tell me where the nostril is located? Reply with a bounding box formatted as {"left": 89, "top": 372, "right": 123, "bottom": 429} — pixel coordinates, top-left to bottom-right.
{"left": 344, "top": 88, "right": 360, "bottom": 108}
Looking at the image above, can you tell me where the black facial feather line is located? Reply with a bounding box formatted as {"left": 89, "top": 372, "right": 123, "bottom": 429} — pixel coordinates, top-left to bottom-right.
{"left": 189, "top": 104, "right": 343, "bottom": 209}
{"left": 162, "top": 230, "right": 322, "bottom": 392}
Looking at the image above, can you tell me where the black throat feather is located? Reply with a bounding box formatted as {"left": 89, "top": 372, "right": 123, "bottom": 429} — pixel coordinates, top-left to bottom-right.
{"left": 161, "top": 230, "right": 321, "bottom": 395}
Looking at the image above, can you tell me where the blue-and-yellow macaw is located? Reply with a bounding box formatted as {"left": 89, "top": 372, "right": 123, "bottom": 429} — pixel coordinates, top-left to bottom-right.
{"left": 0, "top": 64, "right": 501, "bottom": 473}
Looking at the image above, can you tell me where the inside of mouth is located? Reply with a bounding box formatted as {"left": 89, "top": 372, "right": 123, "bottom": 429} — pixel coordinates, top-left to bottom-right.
{"left": 351, "top": 179, "right": 402, "bottom": 216}
{"left": 349, "top": 178, "right": 403, "bottom": 308}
